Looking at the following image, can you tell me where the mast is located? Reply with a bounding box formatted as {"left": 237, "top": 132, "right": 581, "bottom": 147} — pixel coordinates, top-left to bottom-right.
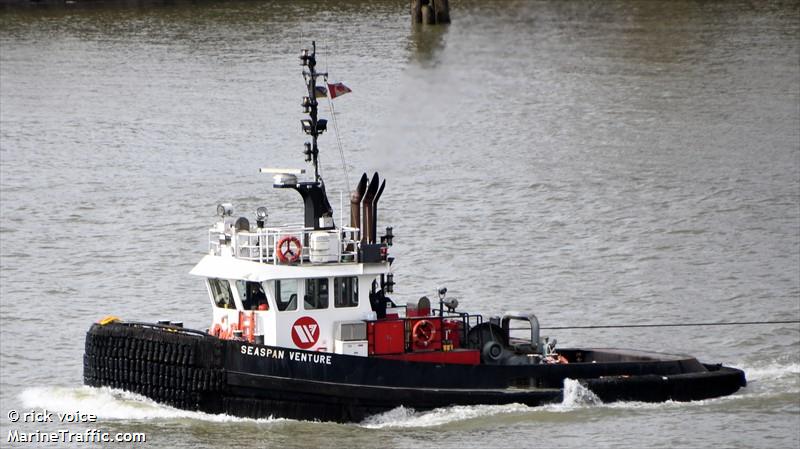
{"left": 300, "top": 41, "right": 327, "bottom": 183}
{"left": 284, "top": 41, "right": 334, "bottom": 231}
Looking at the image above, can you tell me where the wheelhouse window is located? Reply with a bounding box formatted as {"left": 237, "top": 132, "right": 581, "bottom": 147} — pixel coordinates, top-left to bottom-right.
{"left": 334, "top": 276, "right": 358, "bottom": 308}
{"left": 209, "top": 278, "right": 234, "bottom": 309}
{"left": 304, "top": 278, "right": 329, "bottom": 310}
{"left": 236, "top": 280, "right": 268, "bottom": 311}
{"left": 275, "top": 279, "right": 298, "bottom": 311}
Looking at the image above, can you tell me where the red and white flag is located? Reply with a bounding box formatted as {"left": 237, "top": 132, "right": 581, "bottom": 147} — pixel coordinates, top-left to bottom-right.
{"left": 327, "top": 82, "right": 352, "bottom": 99}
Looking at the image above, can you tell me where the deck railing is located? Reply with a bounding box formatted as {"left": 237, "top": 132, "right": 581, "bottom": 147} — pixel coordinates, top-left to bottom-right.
{"left": 209, "top": 224, "right": 361, "bottom": 265}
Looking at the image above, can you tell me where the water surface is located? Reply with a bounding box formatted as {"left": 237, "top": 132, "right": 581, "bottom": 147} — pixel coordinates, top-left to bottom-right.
{"left": 1, "top": 1, "right": 798, "bottom": 447}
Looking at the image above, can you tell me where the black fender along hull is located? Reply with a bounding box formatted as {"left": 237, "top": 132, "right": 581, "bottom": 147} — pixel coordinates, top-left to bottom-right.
{"left": 83, "top": 322, "right": 746, "bottom": 423}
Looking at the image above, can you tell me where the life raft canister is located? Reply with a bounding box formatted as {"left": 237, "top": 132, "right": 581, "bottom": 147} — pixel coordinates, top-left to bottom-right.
{"left": 412, "top": 319, "right": 436, "bottom": 349}
{"left": 276, "top": 236, "right": 302, "bottom": 264}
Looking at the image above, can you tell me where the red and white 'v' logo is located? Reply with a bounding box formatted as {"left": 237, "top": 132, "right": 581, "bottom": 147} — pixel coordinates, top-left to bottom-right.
{"left": 291, "top": 316, "right": 320, "bottom": 349}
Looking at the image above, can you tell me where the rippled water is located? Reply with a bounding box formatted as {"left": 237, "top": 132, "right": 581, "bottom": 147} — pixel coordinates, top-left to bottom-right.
{"left": 1, "top": 0, "right": 798, "bottom": 447}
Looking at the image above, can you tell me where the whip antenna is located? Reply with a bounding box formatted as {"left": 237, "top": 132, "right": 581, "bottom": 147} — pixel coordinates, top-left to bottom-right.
{"left": 326, "top": 89, "right": 351, "bottom": 193}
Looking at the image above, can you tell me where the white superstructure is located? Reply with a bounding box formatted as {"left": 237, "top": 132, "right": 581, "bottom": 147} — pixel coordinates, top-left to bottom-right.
{"left": 191, "top": 219, "right": 391, "bottom": 353}
{"left": 191, "top": 42, "right": 399, "bottom": 357}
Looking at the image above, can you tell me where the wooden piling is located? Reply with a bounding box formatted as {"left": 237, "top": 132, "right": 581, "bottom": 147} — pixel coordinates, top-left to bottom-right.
{"left": 411, "top": 0, "right": 422, "bottom": 23}
{"left": 421, "top": 4, "right": 434, "bottom": 25}
{"left": 433, "top": 0, "right": 450, "bottom": 24}
{"left": 412, "top": 0, "right": 450, "bottom": 25}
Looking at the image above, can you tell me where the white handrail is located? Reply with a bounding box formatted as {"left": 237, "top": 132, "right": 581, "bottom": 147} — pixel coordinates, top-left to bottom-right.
{"left": 210, "top": 225, "right": 360, "bottom": 265}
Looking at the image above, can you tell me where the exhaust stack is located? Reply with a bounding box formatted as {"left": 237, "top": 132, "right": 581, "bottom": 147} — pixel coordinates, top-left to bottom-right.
{"left": 371, "top": 179, "right": 386, "bottom": 245}
{"left": 361, "top": 173, "right": 380, "bottom": 244}
{"left": 350, "top": 173, "right": 368, "bottom": 236}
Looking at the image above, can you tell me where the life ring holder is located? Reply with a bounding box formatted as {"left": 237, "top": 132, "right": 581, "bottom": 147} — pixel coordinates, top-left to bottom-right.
{"left": 412, "top": 319, "right": 436, "bottom": 349}
{"left": 276, "top": 236, "right": 302, "bottom": 264}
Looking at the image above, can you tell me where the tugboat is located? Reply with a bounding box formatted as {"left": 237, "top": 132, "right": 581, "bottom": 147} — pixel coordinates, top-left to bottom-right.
{"left": 83, "top": 43, "right": 746, "bottom": 423}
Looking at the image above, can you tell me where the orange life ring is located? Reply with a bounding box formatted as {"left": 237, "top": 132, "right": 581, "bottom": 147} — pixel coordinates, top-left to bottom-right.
{"left": 544, "top": 354, "right": 569, "bottom": 364}
{"left": 412, "top": 319, "right": 436, "bottom": 348}
{"left": 276, "top": 236, "right": 302, "bottom": 263}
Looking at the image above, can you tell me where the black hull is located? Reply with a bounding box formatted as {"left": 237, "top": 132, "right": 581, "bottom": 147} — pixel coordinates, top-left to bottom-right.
{"left": 83, "top": 322, "right": 746, "bottom": 423}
